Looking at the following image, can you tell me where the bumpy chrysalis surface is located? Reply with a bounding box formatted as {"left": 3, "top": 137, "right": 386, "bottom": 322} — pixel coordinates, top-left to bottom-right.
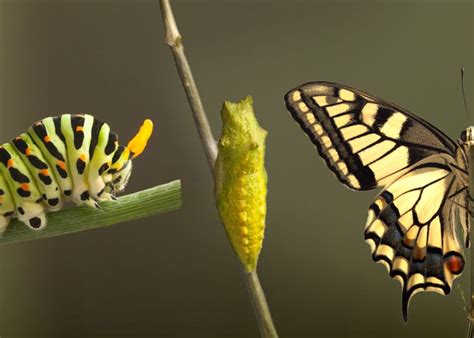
{"left": 0, "top": 114, "right": 153, "bottom": 234}
{"left": 214, "top": 96, "right": 268, "bottom": 272}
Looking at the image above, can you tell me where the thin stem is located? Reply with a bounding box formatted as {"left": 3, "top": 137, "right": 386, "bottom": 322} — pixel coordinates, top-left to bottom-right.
{"left": 159, "top": 1, "right": 278, "bottom": 337}
{"left": 0, "top": 180, "right": 182, "bottom": 245}
{"left": 159, "top": 0, "right": 218, "bottom": 170}
{"left": 243, "top": 270, "right": 279, "bottom": 338}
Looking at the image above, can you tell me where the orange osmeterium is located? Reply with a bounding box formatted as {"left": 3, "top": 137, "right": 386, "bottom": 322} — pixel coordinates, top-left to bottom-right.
{"left": 127, "top": 119, "right": 153, "bottom": 159}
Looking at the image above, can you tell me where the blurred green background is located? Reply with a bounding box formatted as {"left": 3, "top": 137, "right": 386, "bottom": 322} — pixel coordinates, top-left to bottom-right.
{"left": 0, "top": 0, "right": 473, "bottom": 337}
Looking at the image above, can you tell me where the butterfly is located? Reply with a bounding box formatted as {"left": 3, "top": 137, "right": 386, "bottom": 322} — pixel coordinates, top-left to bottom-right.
{"left": 284, "top": 81, "right": 470, "bottom": 322}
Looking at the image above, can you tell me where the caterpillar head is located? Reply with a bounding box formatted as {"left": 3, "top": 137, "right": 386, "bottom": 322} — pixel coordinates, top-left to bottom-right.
{"left": 108, "top": 119, "right": 153, "bottom": 194}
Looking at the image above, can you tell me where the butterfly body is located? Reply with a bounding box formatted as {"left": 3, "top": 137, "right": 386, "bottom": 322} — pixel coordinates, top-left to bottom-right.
{"left": 0, "top": 114, "right": 153, "bottom": 234}
{"left": 284, "top": 82, "right": 470, "bottom": 321}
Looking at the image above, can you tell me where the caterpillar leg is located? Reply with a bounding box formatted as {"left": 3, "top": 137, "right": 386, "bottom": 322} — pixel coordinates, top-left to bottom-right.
{"left": 17, "top": 201, "right": 47, "bottom": 230}
{"left": 76, "top": 177, "right": 114, "bottom": 208}
{"left": 100, "top": 192, "right": 115, "bottom": 202}
{"left": 0, "top": 215, "right": 10, "bottom": 236}
{"left": 88, "top": 179, "right": 114, "bottom": 203}
{"left": 74, "top": 190, "right": 101, "bottom": 209}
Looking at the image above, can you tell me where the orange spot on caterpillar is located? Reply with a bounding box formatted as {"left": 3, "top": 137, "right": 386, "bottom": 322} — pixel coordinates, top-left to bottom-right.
{"left": 20, "top": 183, "right": 29, "bottom": 191}
{"left": 57, "top": 160, "right": 66, "bottom": 170}
{"left": 79, "top": 154, "right": 86, "bottom": 161}
{"left": 76, "top": 126, "right": 84, "bottom": 132}
{"left": 44, "top": 135, "right": 51, "bottom": 143}
{"left": 40, "top": 169, "right": 49, "bottom": 176}
{"left": 7, "top": 159, "right": 13, "bottom": 168}
{"left": 25, "top": 148, "right": 31, "bottom": 156}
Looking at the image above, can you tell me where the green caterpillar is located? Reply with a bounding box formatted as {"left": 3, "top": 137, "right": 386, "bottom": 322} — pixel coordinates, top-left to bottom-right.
{"left": 0, "top": 114, "right": 153, "bottom": 234}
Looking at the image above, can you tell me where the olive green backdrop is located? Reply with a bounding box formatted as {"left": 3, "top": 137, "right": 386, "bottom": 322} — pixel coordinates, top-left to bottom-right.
{"left": 0, "top": 0, "right": 473, "bottom": 337}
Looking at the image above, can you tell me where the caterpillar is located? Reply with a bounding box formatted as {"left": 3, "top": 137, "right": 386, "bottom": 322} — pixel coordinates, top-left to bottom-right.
{"left": 0, "top": 114, "right": 153, "bottom": 234}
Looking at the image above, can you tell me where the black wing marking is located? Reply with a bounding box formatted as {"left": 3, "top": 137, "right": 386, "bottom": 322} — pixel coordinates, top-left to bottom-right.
{"left": 284, "top": 82, "right": 457, "bottom": 190}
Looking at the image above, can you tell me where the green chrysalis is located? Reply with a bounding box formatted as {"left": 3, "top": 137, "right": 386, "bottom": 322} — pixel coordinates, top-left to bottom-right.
{"left": 214, "top": 96, "right": 268, "bottom": 272}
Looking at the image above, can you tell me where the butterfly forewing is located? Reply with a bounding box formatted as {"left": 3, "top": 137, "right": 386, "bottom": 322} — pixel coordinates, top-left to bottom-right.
{"left": 285, "top": 81, "right": 467, "bottom": 321}
{"left": 284, "top": 82, "right": 457, "bottom": 191}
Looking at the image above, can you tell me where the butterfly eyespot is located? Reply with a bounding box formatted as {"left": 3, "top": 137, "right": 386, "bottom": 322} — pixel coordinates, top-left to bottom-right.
{"left": 0, "top": 114, "right": 153, "bottom": 233}
{"left": 285, "top": 81, "right": 468, "bottom": 322}
{"left": 444, "top": 252, "right": 464, "bottom": 275}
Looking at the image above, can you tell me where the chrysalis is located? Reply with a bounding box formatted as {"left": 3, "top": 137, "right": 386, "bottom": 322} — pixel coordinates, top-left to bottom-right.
{"left": 214, "top": 96, "right": 268, "bottom": 272}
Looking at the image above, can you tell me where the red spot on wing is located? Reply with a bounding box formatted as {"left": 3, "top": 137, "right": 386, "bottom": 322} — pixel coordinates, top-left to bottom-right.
{"left": 446, "top": 254, "right": 464, "bottom": 274}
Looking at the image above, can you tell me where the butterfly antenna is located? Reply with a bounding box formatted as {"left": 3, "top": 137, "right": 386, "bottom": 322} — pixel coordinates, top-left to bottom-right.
{"left": 461, "top": 67, "right": 471, "bottom": 123}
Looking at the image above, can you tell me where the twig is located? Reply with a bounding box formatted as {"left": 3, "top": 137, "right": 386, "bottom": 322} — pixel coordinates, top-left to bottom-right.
{"left": 0, "top": 180, "right": 182, "bottom": 245}
{"left": 243, "top": 270, "right": 279, "bottom": 338}
{"left": 159, "top": 0, "right": 217, "bottom": 171}
{"left": 159, "top": 1, "right": 278, "bottom": 337}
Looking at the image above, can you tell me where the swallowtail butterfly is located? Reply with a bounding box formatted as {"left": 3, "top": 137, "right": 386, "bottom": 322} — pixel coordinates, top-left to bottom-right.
{"left": 0, "top": 114, "right": 153, "bottom": 233}
{"left": 284, "top": 82, "right": 469, "bottom": 322}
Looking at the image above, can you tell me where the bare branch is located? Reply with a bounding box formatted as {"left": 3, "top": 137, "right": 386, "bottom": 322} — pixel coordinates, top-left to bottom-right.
{"left": 159, "top": 0, "right": 218, "bottom": 169}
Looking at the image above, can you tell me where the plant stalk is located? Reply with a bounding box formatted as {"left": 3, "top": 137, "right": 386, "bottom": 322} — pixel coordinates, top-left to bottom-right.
{"left": 159, "top": 0, "right": 217, "bottom": 171}
{"left": 159, "top": 1, "right": 278, "bottom": 337}
{"left": 243, "top": 270, "right": 279, "bottom": 338}
{"left": 0, "top": 180, "right": 182, "bottom": 245}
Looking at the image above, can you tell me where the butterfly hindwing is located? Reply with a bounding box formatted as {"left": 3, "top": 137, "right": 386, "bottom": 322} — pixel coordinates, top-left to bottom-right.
{"left": 284, "top": 82, "right": 457, "bottom": 190}
{"left": 364, "top": 158, "right": 465, "bottom": 321}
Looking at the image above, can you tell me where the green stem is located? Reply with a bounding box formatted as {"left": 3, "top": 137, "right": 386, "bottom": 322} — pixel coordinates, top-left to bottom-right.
{"left": 159, "top": 1, "right": 278, "bottom": 337}
{"left": 0, "top": 180, "right": 182, "bottom": 245}
{"left": 243, "top": 270, "right": 279, "bottom": 338}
